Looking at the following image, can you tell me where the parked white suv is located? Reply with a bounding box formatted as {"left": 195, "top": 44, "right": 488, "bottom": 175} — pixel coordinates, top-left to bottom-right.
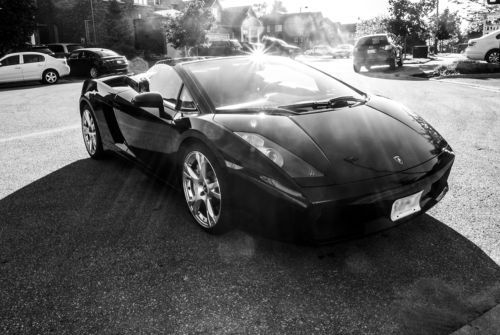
{"left": 465, "top": 29, "right": 500, "bottom": 63}
{"left": 0, "top": 52, "right": 70, "bottom": 85}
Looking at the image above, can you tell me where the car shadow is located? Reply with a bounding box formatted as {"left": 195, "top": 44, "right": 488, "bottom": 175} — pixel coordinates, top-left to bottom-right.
{"left": 358, "top": 65, "right": 431, "bottom": 81}
{"left": 0, "top": 157, "right": 499, "bottom": 334}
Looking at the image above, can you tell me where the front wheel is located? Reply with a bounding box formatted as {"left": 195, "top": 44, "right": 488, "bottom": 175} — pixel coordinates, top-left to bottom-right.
{"left": 181, "top": 143, "right": 230, "bottom": 234}
{"left": 81, "top": 106, "right": 104, "bottom": 159}
{"left": 42, "top": 69, "right": 59, "bottom": 84}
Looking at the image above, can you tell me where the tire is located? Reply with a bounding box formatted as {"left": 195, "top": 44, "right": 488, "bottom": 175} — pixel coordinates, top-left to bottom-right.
{"left": 90, "top": 66, "right": 99, "bottom": 78}
{"left": 353, "top": 63, "right": 361, "bottom": 73}
{"left": 365, "top": 64, "right": 371, "bottom": 71}
{"left": 81, "top": 106, "right": 104, "bottom": 159}
{"left": 485, "top": 49, "right": 499, "bottom": 64}
{"left": 181, "top": 142, "right": 231, "bottom": 234}
{"left": 42, "top": 69, "right": 59, "bottom": 84}
{"left": 389, "top": 57, "right": 397, "bottom": 70}
{"left": 397, "top": 56, "right": 403, "bottom": 67}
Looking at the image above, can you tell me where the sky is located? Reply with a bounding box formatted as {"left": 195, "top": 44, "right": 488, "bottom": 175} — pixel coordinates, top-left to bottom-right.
{"left": 221, "top": 0, "right": 450, "bottom": 24}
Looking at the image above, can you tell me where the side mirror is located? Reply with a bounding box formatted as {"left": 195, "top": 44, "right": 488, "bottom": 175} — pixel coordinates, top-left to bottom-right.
{"left": 133, "top": 92, "right": 171, "bottom": 120}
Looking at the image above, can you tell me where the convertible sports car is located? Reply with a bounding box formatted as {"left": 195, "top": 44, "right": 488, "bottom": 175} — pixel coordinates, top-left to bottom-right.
{"left": 79, "top": 55, "right": 454, "bottom": 241}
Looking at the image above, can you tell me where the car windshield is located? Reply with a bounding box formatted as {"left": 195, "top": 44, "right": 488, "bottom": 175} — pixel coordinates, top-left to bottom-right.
{"left": 183, "top": 56, "right": 362, "bottom": 110}
{"left": 67, "top": 45, "right": 83, "bottom": 52}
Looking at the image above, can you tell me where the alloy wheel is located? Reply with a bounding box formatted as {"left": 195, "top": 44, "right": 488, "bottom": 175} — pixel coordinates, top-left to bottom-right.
{"left": 90, "top": 67, "right": 99, "bottom": 78}
{"left": 182, "top": 151, "right": 222, "bottom": 228}
{"left": 487, "top": 51, "right": 499, "bottom": 64}
{"left": 45, "top": 71, "right": 58, "bottom": 84}
{"left": 81, "top": 109, "right": 97, "bottom": 155}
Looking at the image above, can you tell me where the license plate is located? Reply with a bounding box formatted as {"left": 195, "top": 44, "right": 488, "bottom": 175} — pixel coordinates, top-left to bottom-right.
{"left": 390, "top": 191, "right": 423, "bottom": 221}
{"left": 367, "top": 49, "right": 376, "bottom": 54}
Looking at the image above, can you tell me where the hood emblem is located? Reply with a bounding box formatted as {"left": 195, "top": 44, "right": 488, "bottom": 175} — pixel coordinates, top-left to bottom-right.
{"left": 393, "top": 155, "right": 404, "bottom": 165}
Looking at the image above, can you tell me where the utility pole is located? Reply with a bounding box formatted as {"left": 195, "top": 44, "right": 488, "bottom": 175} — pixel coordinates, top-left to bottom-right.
{"left": 90, "top": 0, "right": 97, "bottom": 45}
{"left": 434, "top": 0, "right": 439, "bottom": 54}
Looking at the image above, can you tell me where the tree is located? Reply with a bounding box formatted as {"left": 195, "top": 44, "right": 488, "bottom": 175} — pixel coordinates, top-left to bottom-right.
{"left": 101, "top": 0, "right": 135, "bottom": 56}
{"left": 450, "top": 0, "right": 497, "bottom": 37}
{"left": 385, "top": 0, "right": 436, "bottom": 52}
{"left": 0, "top": 0, "right": 36, "bottom": 55}
{"left": 165, "top": 0, "right": 214, "bottom": 50}
{"left": 270, "top": 0, "right": 287, "bottom": 14}
{"left": 434, "top": 8, "right": 461, "bottom": 41}
{"left": 356, "top": 16, "right": 389, "bottom": 38}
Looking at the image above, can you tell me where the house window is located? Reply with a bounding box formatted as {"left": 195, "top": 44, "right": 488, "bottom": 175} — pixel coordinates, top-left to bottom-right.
{"left": 275, "top": 24, "right": 282, "bottom": 32}
{"left": 134, "top": 0, "right": 148, "bottom": 5}
{"left": 154, "top": 0, "right": 161, "bottom": 5}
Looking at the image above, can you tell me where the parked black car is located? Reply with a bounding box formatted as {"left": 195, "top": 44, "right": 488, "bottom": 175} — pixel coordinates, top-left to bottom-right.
{"left": 47, "top": 43, "right": 83, "bottom": 58}
{"left": 353, "top": 33, "right": 403, "bottom": 72}
{"left": 78, "top": 56, "right": 454, "bottom": 240}
{"left": 67, "top": 48, "right": 128, "bottom": 78}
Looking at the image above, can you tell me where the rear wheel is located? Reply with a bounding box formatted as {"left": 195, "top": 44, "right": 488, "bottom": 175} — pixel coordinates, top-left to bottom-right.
{"left": 353, "top": 63, "right": 361, "bottom": 73}
{"left": 181, "top": 142, "right": 230, "bottom": 234}
{"left": 485, "top": 49, "right": 499, "bottom": 64}
{"left": 42, "top": 69, "right": 59, "bottom": 84}
{"left": 81, "top": 106, "right": 104, "bottom": 159}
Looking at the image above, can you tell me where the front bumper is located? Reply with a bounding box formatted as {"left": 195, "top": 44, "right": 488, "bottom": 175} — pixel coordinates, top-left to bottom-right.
{"left": 229, "top": 151, "right": 454, "bottom": 242}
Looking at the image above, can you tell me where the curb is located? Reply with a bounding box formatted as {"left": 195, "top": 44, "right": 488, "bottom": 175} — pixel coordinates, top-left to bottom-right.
{"left": 450, "top": 304, "right": 500, "bottom": 335}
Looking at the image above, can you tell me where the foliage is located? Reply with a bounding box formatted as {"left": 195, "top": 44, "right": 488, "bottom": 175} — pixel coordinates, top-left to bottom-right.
{"left": 101, "top": 0, "right": 135, "bottom": 57}
{"left": 433, "top": 8, "right": 461, "bottom": 41}
{"left": 450, "top": 0, "right": 497, "bottom": 37}
{"left": 356, "top": 16, "right": 389, "bottom": 38}
{"left": 270, "top": 0, "right": 287, "bottom": 14}
{"left": 385, "top": 0, "right": 436, "bottom": 48}
{"left": 0, "top": 0, "right": 36, "bottom": 55}
{"left": 165, "top": 0, "right": 214, "bottom": 50}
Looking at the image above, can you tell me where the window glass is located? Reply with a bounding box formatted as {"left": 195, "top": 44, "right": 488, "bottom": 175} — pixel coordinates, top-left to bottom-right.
{"left": 23, "top": 54, "right": 45, "bottom": 63}
{"left": 184, "top": 57, "right": 361, "bottom": 110}
{"left": 179, "top": 86, "right": 196, "bottom": 110}
{"left": 67, "top": 45, "right": 83, "bottom": 52}
{"left": 1, "top": 55, "right": 20, "bottom": 66}
{"left": 146, "top": 64, "right": 182, "bottom": 107}
{"left": 48, "top": 45, "right": 64, "bottom": 53}
{"left": 93, "top": 49, "right": 119, "bottom": 57}
{"left": 68, "top": 52, "right": 79, "bottom": 59}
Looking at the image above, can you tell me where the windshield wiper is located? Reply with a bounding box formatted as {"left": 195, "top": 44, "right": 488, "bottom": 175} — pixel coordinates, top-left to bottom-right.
{"left": 215, "top": 106, "right": 299, "bottom": 115}
{"left": 279, "top": 95, "right": 368, "bottom": 110}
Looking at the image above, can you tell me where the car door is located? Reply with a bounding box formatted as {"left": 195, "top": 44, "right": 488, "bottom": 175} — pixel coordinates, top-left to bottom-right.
{"left": 21, "top": 54, "right": 46, "bottom": 80}
{"left": 67, "top": 51, "right": 81, "bottom": 75}
{"left": 0, "top": 55, "right": 23, "bottom": 83}
{"left": 112, "top": 65, "right": 188, "bottom": 170}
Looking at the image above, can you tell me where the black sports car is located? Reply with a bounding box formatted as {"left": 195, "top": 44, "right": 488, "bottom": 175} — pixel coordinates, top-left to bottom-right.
{"left": 79, "top": 56, "right": 454, "bottom": 241}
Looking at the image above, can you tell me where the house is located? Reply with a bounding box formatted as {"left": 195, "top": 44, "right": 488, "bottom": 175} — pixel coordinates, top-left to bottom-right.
{"left": 204, "top": 0, "right": 263, "bottom": 42}
{"left": 483, "top": 11, "right": 500, "bottom": 34}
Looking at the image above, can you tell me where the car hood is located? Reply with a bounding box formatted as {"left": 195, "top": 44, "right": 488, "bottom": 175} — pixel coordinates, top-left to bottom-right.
{"left": 214, "top": 96, "right": 447, "bottom": 185}
{"left": 290, "top": 97, "right": 443, "bottom": 183}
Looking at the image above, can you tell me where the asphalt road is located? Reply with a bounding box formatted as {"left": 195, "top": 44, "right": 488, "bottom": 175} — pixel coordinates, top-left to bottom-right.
{"left": 0, "top": 60, "right": 499, "bottom": 334}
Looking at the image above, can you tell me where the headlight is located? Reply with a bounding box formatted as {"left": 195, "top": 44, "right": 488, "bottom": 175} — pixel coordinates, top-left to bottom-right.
{"left": 235, "top": 132, "right": 323, "bottom": 178}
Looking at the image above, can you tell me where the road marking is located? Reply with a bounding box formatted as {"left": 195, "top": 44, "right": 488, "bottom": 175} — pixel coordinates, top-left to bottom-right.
{"left": 0, "top": 124, "right": 80, "bottom": 144}
{"left": 432, "top": 78, "right": 500, "bottom": 93}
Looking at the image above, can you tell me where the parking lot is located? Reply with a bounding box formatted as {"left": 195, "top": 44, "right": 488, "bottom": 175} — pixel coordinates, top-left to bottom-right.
{"left": 1, "top": 58, "right": 499, "bottom": 334}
